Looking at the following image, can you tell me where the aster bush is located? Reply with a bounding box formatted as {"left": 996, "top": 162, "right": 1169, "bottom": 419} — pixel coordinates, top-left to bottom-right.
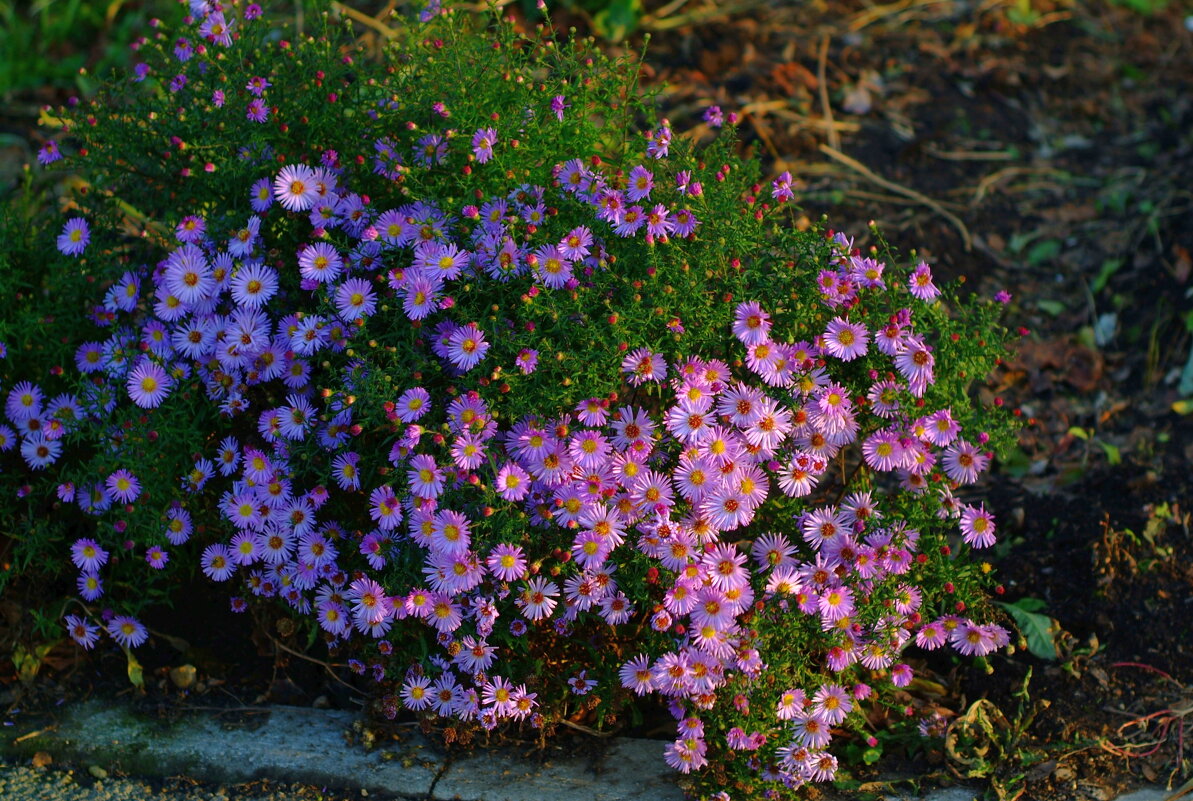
{"left": 5, "top": 0, "right": 1024, "bottom": 795}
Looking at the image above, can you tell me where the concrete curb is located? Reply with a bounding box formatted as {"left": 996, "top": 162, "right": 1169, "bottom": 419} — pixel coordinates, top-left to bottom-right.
{"left": 1, "top": 701, "right": 682, "bottom": 801}
{"left": 1, "top": 701, "right": 1175, "bottom": 801}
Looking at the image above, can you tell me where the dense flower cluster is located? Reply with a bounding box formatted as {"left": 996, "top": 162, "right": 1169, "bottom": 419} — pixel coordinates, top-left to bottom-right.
{"left": 5, "top": 1, "right": 1022, "bottom": 796}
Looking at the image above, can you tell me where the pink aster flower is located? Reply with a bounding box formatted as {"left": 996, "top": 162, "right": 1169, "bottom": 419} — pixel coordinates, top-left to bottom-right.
{"left": 273, "top": 164, "right": 320, "bottom": 212}
{"left": 559, "top": 226, "right": 593, "bottom": 261}
{"left": 446, "top": 324, "right": 489, "bottom": 372}
{"left": 861, "top": 429, "right": 903, "bottom": 472}
{"left": 771, "top": 170, "right": 795, "bottom": 202}
{"left": 812, "top": 684, "right": 852, "bottom": 725}
{"left": 517, "top": 576, "right": 559, "bottom": 621}
{"left": 822, "top": 317, "right": 869, "bottom": 361}
{"left": 486, "top": 543, "right": 527, "bottom": 582}
{"left": 818, "top": 585, "right": 855, "bottom": 621}
{"left": 622, "top": 348, "right": 667, "bottom": 386}
{"left": 645, "top": 204, "right": 674, "bottom": 238}
{"left": 619, "top": 654, "right": 654, "bottom": 695}
{"left": 909, "top": 261, "right": 941, "bottom": 300}
{"left": 515, "top": 348, "right": 539, "bottom": 375}
{"left": 407, "top": 454, "right": 445, "bottom": 499}
{"left": 732, "top": 301, "right": 772, "bottom": 346}
{"left": 959, "top": 503, "right": 997, "bottom": 548}
{"left": 942, "top": 439, "right": 988, "bottom": 484}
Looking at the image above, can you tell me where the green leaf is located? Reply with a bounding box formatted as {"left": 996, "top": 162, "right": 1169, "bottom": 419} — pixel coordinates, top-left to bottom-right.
{"left": 592, "top": 0, "right": 642, "bottom": 41}
{"left": 1026, "top": 239, "right": 1061, "bottom": 266}
{"left": 1066, "top": 426, "right": 1090, "bottom": 441}
{"left": 1097, "top": 441, "right": 1121, "bottom": 466}
{"left": 1092, "top": 258, "right": 1123, "bottom": 293}
{"left": 1036, "top": 299, "right": 1065, "bottom": 317}
{"left": 1010, "top": 597, "right": 1047, "bottom": 613}
{"left": 996, "top": 601, "right": 1058, "bottom": 660}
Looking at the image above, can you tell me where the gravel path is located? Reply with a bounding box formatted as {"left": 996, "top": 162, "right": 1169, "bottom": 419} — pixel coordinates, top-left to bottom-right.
{"left": 0, "top": 761, "right": 366, "bottom": 801}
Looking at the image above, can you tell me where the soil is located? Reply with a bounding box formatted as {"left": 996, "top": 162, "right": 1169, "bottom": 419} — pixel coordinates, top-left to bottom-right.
{"left": 3, "top": 1, "right": 1193, "bottom": 799}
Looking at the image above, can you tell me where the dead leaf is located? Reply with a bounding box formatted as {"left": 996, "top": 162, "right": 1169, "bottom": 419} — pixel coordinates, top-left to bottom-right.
{"left": 1172, "top": 245, "right": 1191, "bottom": 284}
{"left": 169, "top": 664, "right": 197, "bottom": 690}
{"left": 31, "top": 752, "right": 52, "bottom": 768}
{"left": 842, "top": 84, "right": 872, "bottom": 114}
{"left": 1026, "top": 759, "right": 1056, "bottom": 781}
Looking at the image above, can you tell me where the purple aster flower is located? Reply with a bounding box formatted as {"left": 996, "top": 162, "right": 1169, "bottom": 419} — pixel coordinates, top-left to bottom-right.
{"left": 550, "top": 95, "right": 569, "bottom": 121}
{"left": 57, "top": 217, "right": 90, "bottom": 256}
{"left": 198, "top": 11, "right": 232, "bottom": 46}
{"left": 70, "top": 538, "right": 108, "bottom": 572}
{"left": 670, "top": 208, "right": 699, "bottom": 237}
{"left": 250, "top": 177, "right": 274, "bottom": 212}
{"left": 246, "top": 98, "right": 269, "bottom": 123}
{"left": 145, "top": 546, "right": 170, "bottom": 569}
{"left": 297, "top": 242, "right": 343, "bottom": 283}
{"left": 126, "top": 360, "right": 173, "bottom": 408}
{"left": 471, "top": 127, "right": 497, "bottom": 164}
{"left": 106, "top": 469, "right": 141, "bottom": 504}
{"left": 333, "top": 277, "right": 377, "bottom": 321}
{"left": 246, "top": 76, "right": 271, "bottom": 96}
{"left": 515, "top": 348, "right": 538, "bottom": 375}
{"left": 645, "top": 204, "right": 674, "bottom": 238}
{"left": 175, "top": 214, "right": 205, "bottom": 244}
{"left": 37, "top": 141, "right": 62, "bottom": 166}
{"left": 77, "top": 571, "right": 103, "bottom": 601}
{"left": 107, "top": 615, "right": 148, "bottom": 648}
{"left": 65, "top": 615, "right": 100, "bottom": 649}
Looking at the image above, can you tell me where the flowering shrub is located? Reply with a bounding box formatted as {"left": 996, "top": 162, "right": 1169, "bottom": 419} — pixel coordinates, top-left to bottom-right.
{"left": 6, "top": 0, "right": 1023, "bottom": 796}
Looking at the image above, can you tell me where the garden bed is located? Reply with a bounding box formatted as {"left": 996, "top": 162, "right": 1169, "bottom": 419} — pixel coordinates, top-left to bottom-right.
{"left": 1, "top": 1, "right": 1191, "bottom": 800}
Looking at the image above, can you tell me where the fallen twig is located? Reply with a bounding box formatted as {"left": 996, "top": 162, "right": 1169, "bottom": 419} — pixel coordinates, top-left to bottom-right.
{"left": 818, "top": 144, "right": 972, "bottom": 250}
{"left": 332, "top": 1, "right": 398, "bottom": 39}
{"left": 270, "top": 634, "right": 366, "bottom": 697}
{"left": 817, "top": 36, "right": 840, "bottom": 153}
{"left": 557, "top": 718, "right": 616, "bottom": 738}
{"left": 12, "top": 726, "right": 56, "bottom": 744}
